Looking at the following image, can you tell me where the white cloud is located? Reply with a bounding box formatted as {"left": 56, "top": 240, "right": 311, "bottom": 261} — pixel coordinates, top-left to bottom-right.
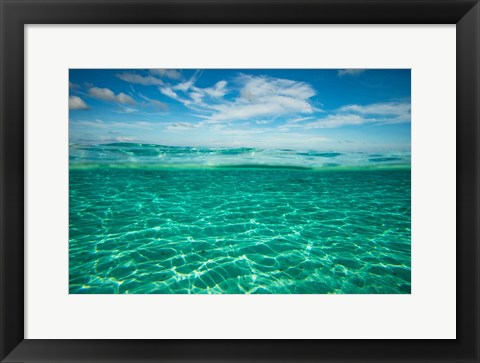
{"left": 204, "top": 128, "right": 329, "bottom": 149}
{"left": 160, "top": 74, "right": 316, "bottom": 122}
{"left": 278, "top": 116, "right": 316, "bottom": 130}
{"left": 210, "top": 128, "right": 264, "bottom": 136}
{"left": 165, "top": 122, "right": 200, "bottom": 131}
{"left": 339, "top": 102, "right": 410, "bottom": 119}
{"left": 70, "top": 120, "right": 106, "bottom": 128}
{"left": 69, "top": 96, "right": 89, "bottom": 110}
{"left": 149, "top": 69, "right": 182, "bottom": 80}
{"left": 138, "top": 94, "right": 169, "bottom": 111}
{"left": 286, "top": 116, "right": 315, "bottom": 124}
{"left": 202, "top": 80, "right": 228, "bottom": 98}
{"left": 338, "top": 69, "right": 366, "bottom": 77}
{"left": 304, "top": 101, "right": 410, "bottom": 128}
{"left": 88, "top": 87, "right": 136, "bottom": 105}
{"left": 159, "top": 73, "right": 226, "bottom": 112}
{"left": 173, "top": 70, "right": 202, "bottom": 92}
{"left": 207, "top": 103, "right": 287, "bottom": 122}
{"left": 116, "top": 73, "right": 163, "bottom": 86}
{"left": 71, "top": 119, "right": 154, "bottom": 130}
{"left": 69, "top": 81, "right": 80, "bottom": 90}
{"left": 239, "top": 75, "right": 314, "bottom": 101}
{"left": 174, "top": 81, "right": 193, "bottom": 92}
{"left": 159, "top": 87, "right": 179, "bottom": 99}
{"left": 304, "top": 114, "right": 366, "bottom": 128}
{"left": 204, "top": 75, "right": 316, "bottom": 122}
{"left": 149, "top": 99, "right": 169, "bottom": 111}
{"left": 157, "top": 73, "right": 409, "bottom": 133}
{"left": 189, "top": 91, "right": 204, "bottom": 104}
{"left": 116, "top": 106, "right": 139, "bottom": 114}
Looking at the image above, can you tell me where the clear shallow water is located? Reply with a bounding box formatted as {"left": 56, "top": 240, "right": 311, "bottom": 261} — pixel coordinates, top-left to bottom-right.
{"left": 69, "top": 143, "right": 411, "bottom": 294}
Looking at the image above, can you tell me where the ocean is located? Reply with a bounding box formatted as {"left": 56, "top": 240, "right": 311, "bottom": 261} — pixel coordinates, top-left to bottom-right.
{"left": 69, "top": 143, "right": 411, "bottom": 294}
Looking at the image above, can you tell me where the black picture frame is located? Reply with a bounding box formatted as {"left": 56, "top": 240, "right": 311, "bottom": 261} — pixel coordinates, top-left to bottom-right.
{"left": 1, "top": 0, "right": 479, "bottom": 362}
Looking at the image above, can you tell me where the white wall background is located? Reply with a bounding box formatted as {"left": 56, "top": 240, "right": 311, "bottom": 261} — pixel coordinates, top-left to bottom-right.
{"left": 25, "top": 25, "right": 456, "bottom": 339}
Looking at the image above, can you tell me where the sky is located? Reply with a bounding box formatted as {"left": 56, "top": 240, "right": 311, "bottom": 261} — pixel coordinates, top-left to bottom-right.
{"left": 69, "top": 69, "right": 411, "bottom": 151}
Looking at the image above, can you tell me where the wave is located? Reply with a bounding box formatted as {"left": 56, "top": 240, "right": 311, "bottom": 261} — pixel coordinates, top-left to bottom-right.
{"left": 69, "top": 162, "right": 411, "bottom": 172}
{"left": 69, "top": 143, "right": 411, "bottom": 169}
{"left": 369, "top": 157, "right": 403, "bottom": 162}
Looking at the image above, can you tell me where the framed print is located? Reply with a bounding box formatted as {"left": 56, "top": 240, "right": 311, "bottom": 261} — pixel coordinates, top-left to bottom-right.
{"left": 1, "top": 0, "right": 479, "bottom": 362}
{"left": 68, "top": 68, "right": 412, "bottom": 296}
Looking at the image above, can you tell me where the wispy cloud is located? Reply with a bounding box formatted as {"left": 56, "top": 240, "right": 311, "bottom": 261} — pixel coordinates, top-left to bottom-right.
{"left": 159, "top": 71, "right": 226, "bottom": 112}
{"left": 339, "top": 102, "right": 410, "bottom": 118}
{"left": 304, "top": 114, "right": 366, "bottom": 128}
{"left": 338, "top": 69, "right": 366, "bottom": 77}
{"left": 71, "top": 119, "right": 154, "bottom": 130}
{"left": 88, "top": 87, "right": 136, "bottom": 105}
{"left": 173, "top": 70, "right": 203, "bottom": 92}
{"left": 201, "top": 80, "right": 228, "bottom": 98}
{"left": 116, "top": 106, "right": 139, "bottom": 114}
{"left": 69, "top": 81, "right": 80, "bottom": 90}
{"left": 286, "top": 116, "right": 315, "bottom": 124}
{"left": 150, "top": 69, "right": 182, "bottom": 80}
{"left": 138, "top": 94, "right": 169, "bottom": 111}
{"left": 304, "top": 101, "right": 410, "bottom": 128}
{"left": 116, "top": 72, "right": 164, "bottom": 86}
{"left": 205, "top": 127, "right": 329, "bottom": 149}
{"left": 160, "top": 87, "right": 179, "bottom": 100}
{"left": 210, "top": 128, "right": 264, "bottom": 136}
{"left": 69, "top": 96, "right": 89, "bottom": 110}
{"left": 161, "top": 74, "right": 317, "bottom": 123}
{"left": 181, "top": 80, "right": 229, "bottom": 108}
{"left": 148, "top": 99, "right": 169, "bottom": 111}
{"left": 204, "top": 75, "right": 316, "bottom": 122}
{"left": 279, "top": 116, "right": 316, "bottom": 131}
{"left": 165, "top": 122, "right": 201, "bottom": 131}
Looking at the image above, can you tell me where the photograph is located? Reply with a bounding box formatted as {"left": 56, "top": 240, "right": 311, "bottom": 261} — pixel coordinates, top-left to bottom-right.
{"left": 69, "top": 68, "right": 411, "bottom": 294}
{"left": 3, "top": 0, "right": 478, "bottom": 360}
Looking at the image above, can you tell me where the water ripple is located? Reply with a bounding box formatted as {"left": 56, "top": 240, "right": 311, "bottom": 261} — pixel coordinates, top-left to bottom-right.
{"left": 69, "top": 168, "right": 411, "bottom": 294}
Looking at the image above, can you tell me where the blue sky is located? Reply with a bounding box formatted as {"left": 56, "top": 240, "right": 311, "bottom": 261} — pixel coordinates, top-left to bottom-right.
{"left": 69, "top": 69, "right": 411, "bottom": 151}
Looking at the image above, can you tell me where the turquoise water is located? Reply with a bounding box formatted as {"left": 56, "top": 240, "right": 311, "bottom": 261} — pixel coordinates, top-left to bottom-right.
{"left": 69, "top": 143, "right": 411, "bottom": 294}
